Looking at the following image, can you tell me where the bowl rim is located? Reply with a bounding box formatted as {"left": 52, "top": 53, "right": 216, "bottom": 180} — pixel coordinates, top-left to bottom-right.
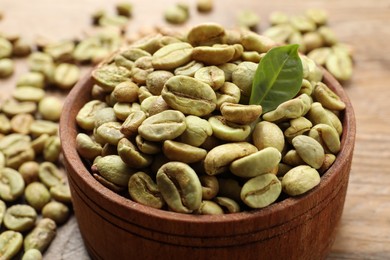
{"left": 60, "top": 67, "right": 356, "bottom": 227}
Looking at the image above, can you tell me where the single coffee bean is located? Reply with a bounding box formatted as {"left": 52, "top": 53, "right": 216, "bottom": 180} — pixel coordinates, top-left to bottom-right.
{"left": 16, "top": 71, "right": 45, "bottom": 89}
{"left": 214, "top": 197, "right": 241, "bottom": 213}
{"left": 241, "top": 173, "right": 282, "bottom": 208}
{"left": 22, "top": 248, "right": 43, "bottom": 260}
{"left": 152, "top": 42, "right": 193, "bottom": 70}
{"left": 0, "top": 168, "right": 25, "bottom": 202}
{"left": 187, "top": 23, "right": 225, "bottom": 46}
{"left": 128, "top": 172, "right": 165, "bottom": 209}
{"left": 157, "top": 162, "right": 202, "bottom": 213}
{"left": 3, "top": 204, "right": 37, "bottom": 232}
{"left": 18, "top": 161, "right": 40, "bottom": 185}
{"left": 292, "top": 135, "right": 325, "bottom": 169}
{"left": 41, "top": 201, "right": 70, "bottom": 225}
{"left": 43, "top": 136, "right": 61, "bottom": 162}
{"left": 220, "top": 103, "right": 262, "bottom": 125}
{"left": 24, "top": 182, "right": 51, "bottom": 211}
{"left": 29, "top": 120, "right": 58, "bottom": 136}
{"left": 138, "top": 110, "right": 186, "bottom": 142}
{"left": 38, "top": 96, "right": 63, "bottom": 122}
{"left": 50, "top": 183, "right": 72, "bottom": 204}
{"left": 0, "top": 37, "right": 13, "bottom": 58}
{"left": 92, "top": 64, "right": 131, "bottom": 92}
{"left": 194, "top": 66, "right": 225, "bottom": 90}
{"left": 24, "top": 218, "right": 56, "bottom": 252}
{"left": 0, "top": 230, "right": 23, "bottom": 259}
{"left": 117, "top": 138, "right": 153, "bottom": 169}
{"left": 0, "top": 58, "right": 14, "bottom": 78}
{"left": 12, "top": 86, "right": 45, "bottom": 102}
{"left": 194, "top": 200, "right": 224, "bottom": 215}
{"left": 162, "top": 75, "right": 217, "bottom": 116}
{"left": 38, "top": 162, "right": 65, "bottom": 188}
{"left": 192, "top": 45, "right": 235, "bottom": 65}
{"left": 230, "top": 147, "right": 281, "bottom": 178}
{"left": 282, "top": 165, "right": 321, "bottom": 196}
{"left": 162, "top": 140, "right": 207, "bottom": 164}
{"left": 208, "top": 115, "right": 251, "bottom": 142}
{"left": 252, "top": 121, "right": 285, "bottom": 152}
{"left": 199, "top": 175, "right": 219, "bottom": 200}
{"left": 76, "top": 133, "right": 103, "bottom": 160}
{"left": 10, "top": 113, "right": 35, "bottom": 134}
{"left": 284, "top": 117, "right": 313, "bottom": 140}
{"left": 94, "top": 155, "right": 135, "bottom": 187}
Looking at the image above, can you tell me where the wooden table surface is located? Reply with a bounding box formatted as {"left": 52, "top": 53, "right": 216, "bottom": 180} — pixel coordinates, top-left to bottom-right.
{"left": 1, "top": 0, "right": 390, "bottom": 259}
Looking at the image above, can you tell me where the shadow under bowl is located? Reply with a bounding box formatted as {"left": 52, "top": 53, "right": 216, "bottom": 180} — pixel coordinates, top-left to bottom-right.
{"left": 60, "top": 69, "right": 356, "bottom": 260}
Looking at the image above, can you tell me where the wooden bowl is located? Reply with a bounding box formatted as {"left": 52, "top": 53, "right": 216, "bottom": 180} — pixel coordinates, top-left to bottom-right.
{"left": 60, "top": 69, "right": 356, "bottom": 260}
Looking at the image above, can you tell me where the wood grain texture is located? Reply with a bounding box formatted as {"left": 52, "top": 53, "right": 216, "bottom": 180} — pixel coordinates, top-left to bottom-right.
{"left": 1, "top": 0, "right": 389, "bottom": 259}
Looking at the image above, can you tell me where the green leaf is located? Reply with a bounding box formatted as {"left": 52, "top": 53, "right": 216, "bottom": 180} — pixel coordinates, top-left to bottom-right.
{"left": 249, "top": 44, "right": 303, "bottom": 113}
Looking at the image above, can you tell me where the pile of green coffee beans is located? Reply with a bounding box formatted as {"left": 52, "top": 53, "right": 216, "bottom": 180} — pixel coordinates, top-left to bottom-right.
{"left": 263, "top": 9, "right": 354, "bottom": 81}
{"left": 75, "top": 22, "right": 346, "bottom": 215}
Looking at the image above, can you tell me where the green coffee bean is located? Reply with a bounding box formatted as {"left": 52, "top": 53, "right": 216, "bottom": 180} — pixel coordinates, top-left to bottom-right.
{"left": 162, "top": 75, "right": 217, "bottom": 116}
{"left": 232, "top": 61, "right": 257, "bottom": 100}
{"left": 199, "top": 175, "right": 219, "bottom": 200}
{"left": 0, "top": 58, "right": 14, "bottom": 78}
{"left": 22, "top": 248, "right": 43, "bottom": 260}
{"left": 18, "top": 161, "right": 40, "bottom": 185}
{"left": 38, "top": 96, "right": 63, "bottom": 121}
{"left": 16, "top": 72, "right": 45, "bottom": 89}
{"left": 43, "top": 136, "right": 61, "bottom": 162}
{"left": 164, "top": 4, "right": 189, "bottom": 25}
{"left": 214, "top": 197, "right": 241, "bottom": 213}
{"left": 284, "top": 117, "right": 313, "bottom": 140}
{"left": 163, "top": 140, "right": 207, "bottom": 164}
{"left": 138, "top": 110, "right": 186, "bottom": 141}
{"left": 152, "top": 42, "right": 193, "bottom": 70}
{"left": 116, "top": 2, "right": 133, "bottom": 17}
{"left": 282, "top": 165, "right": 321, "bottom": 196}
{"left": 220, "top": 103, "right": 262, "bottom": 125}
{"left": 0, "top": 38, "right": 12, "bottom": 59}
{"left": 308, "top": 124, "right": 341, "bottom": 154}
{"left": 194, "top": 66, "right": 225, "bottom": 90}
{"left": 157, "top": 162, "right": 202, "bottom": 213}
{"left": 292, "top": 135, "right": 325, "bottom": 169}
{"left": 252, "top": 121, "right": 285, "bottom": 152}
{"left": 208, "top": 116, "right": 251, "bottom": 142}
{"left": 174, "top": 60, "right": 204, "bottom": 77}
{"left": 50, "top": 183, "right": 72, "bottom": 204}
{"left": 0, "top": 168, "right": 25, "bottom": 202}
{"left": 24, "top": 218, "right": 56, "bottom": 252}
{"left": 12, "top": 86, "right": 45, "bottom": 102}
{"left": 95, "top": 122, "right": 125, "bottom": 145}
{"left": 76, "top": 133, "right": 102, "bottom": 160}
{"left": 313, "top": 82, "right": 346, "bottom": 111}
{"left": 194, "top": 200, "right": 223, "bottom": 215}
{"left": 38, "top": 162, "right": 65, "bottom": 188}
{"left": 10, "top": 113, "right": 34, "bottom": 135}
{"left": 230, "top": 147, "right": 281, "bottom": 178}
{"left": 92, "top": 64, "right": 131, "bottom": 92}
{"left": 192, "top": 45, "right": 235, "bottom": 65}
{"left": 262, "top": 94, "right": 312, "bottom": 122}
{"left": 187, "top": 23, "right": 225, "bottom": 46}
{"left": 118, "top": 138, "right": 153, "bottom": 168}
{"left": 0, "top": 230, "right": 23, "bottom": 259}
{"left": 241, "top": 173, "right": 282, "bottom": 208}
{"left": 31, "top": 134, "right": 50, "bottom": 155}
{"left": 178, "top": 115, "right": 212, "bottom": 147}
{"left": 196, "top": 0, "right": 213, "bottom": 13}
{"left": 24, "top": 182, "right": 51, "bottom": 211}
{"left": 3, "top": 204, "right": 37, "bottom": 232}
{"left": 94, "top": 155, "right": 135, "bottom": 187}
{"left": 128, "top": 172, "right": 164, "bottom": 209}
{"left": 42, "top": 201, "right": 70, "bottom": 225}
